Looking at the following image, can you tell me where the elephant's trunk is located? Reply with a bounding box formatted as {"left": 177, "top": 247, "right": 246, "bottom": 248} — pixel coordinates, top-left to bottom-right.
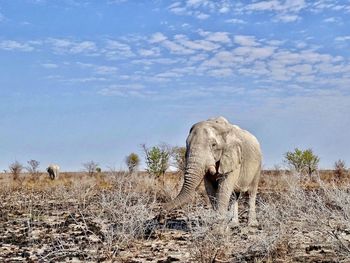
{"left": 164, "top": 151, "right": 205, "bottom": 211}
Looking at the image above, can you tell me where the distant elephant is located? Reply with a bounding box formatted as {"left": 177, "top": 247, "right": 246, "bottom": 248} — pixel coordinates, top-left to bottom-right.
{"left": 47, "top": 164, "right": 60, "bottom": 180}
{"left": 164, "top": 117, "right": 262, "bottom": 226}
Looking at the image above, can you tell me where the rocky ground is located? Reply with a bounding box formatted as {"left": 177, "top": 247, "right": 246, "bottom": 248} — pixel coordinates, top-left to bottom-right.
{"left": 0, "top": 172, "right": 349, "bottom": 262}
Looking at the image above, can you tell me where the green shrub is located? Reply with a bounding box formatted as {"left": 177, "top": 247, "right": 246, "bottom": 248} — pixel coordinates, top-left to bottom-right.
{"left": 142, "top": 144, "right": 170, "bottom": 178}
{"left": 284, "top": 148, "right": 320, "bottom": 176}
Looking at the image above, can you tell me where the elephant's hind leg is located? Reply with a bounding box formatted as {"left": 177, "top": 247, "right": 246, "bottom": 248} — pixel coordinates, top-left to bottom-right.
{"left": 229, "top": 191, "right": 241, "bottom": 225}
{"left": 248, "top": 172, "right": 260, "bottom": 227}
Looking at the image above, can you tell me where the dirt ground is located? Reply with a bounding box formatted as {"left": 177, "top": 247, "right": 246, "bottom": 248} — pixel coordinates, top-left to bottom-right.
{"left": 0, "top": 171, "right": 349, "bottom": 262}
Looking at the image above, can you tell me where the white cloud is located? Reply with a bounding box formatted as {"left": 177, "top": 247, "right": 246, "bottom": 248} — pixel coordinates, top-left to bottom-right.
{"left": 104, "top": 40, "right": 134, "bottom": 59}
{"left": 266, "top": 40, "right": 285, "bottom": 46}
{"left": 246, "top": 0, "right": 306, "bottom": 13}
{"left": 323, "top": 17, "right": 338, "bottom": 23}
{"left": 234, "top": 46, "right": 275, "bottom": 61}
{"left": 275, "top": 14, "right": 300, "bottom": 22}
{"left": 0, "top": 40, "right": 35, "bottom": 52}
{"left": 196, "top": 12, "right": 210, "bottom": 19}
{"left": 149, "top": 32, "right": 167, "bottom": 43}
{"left": 138, "top": 48, "right": 160, "bottom": 57}
{"left": 162, "top": 39, "right": 195, "bottom": 55}
{"left": 174, "top": 34, "right": 220, "bottom": 51}
{"left": 243, "top": 0, "right": 306, "bottom": 23}
{"left": 168, "top": 2, "right": 188, "bottom": 16}
{"left": 47, "top": 38, "right": 98, "bottom": 54}
{"left": 245, "top": 0, "right": 280, "bottom": 11}
{"left": 208, "top": 68, "right": 233, "bottom": 77}
{"left": 234, "top": 35, "right": 259, "bottom": 46}
{"left": 76, "top": 62, "right": 118, "bottom": 75}
{"left": 187, "top": 0, "right": 208, "bottom": 7}
{"left": 98, "top": 84, "right": 150, "bottom": 97}
{"left": 335, "top": 36, "right": 350, "bottom": 42}
{"left": 198, "top": 31, "right": 231, "bottom": 44}
{"left": 41, "top": 63, "right": 58, "bottom": 68}
{"left": 168, "top": 0, "right": 229, "bottom": 20}
{"left": 63, "top": 77, "right": 108, "bottom": 83}
{"left": 225, "top": 18, "right": 246, "bottom": 24}
{"left": 70, "top": 41, "right": 97, "bottom": 54}
{"left": 95, "top": 66, "right": 118, "bottom": 75}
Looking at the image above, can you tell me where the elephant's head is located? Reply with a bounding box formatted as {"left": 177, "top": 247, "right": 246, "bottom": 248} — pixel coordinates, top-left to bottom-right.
{"left": 164, "top": 117, "right": 242, "bottom": 211}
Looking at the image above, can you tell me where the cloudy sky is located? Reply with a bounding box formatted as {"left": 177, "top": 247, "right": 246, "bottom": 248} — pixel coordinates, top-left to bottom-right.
{"left": 1, "top": 0, "right": 350, "bottom": 171}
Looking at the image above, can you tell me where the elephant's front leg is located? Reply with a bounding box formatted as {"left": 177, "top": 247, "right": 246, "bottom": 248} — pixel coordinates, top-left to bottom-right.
{"left": 216, "top": 175, "right": 235, "bottom": 217}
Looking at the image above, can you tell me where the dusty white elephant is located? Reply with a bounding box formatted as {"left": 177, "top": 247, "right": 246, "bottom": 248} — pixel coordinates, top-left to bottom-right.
{"left": 164, "top": 117, "right": 262, "bottom": 226}
{"left": 47, "top": 164, "right": 60, "bottom": 180}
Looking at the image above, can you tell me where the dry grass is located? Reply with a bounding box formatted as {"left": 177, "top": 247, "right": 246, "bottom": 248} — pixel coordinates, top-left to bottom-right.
{"left": 0, "top": 170, "right": 349, "bottom": 262}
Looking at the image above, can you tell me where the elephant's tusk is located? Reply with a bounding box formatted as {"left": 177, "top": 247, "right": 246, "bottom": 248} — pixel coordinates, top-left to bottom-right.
{"left": 208, "top": 165, "right": 216, "bottom": 175}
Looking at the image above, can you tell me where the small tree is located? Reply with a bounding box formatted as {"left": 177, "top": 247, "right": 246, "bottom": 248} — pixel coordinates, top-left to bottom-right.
{"left": 83, "top": 161, "right": 99, "bottom": 176}
{"left": 284, "top": 148, "right": 320, "bottom": 177}
{"left": 171, "top": 146, "right": 187, "bottom": 174}
{"left": 302, "top": 149, "right": 320, "bottom": 176}
{"left": 26, "top": 160, "right": 40, "bottom": 175}
{"left": 9, "top": 161, "right": 23, "bottom": 180}
{"left": 334, "top": 159, "right": 347, "bottom": 180}
{"left": 284, "top": 148, "right": 304, "bottom": 174}
{"left": 125, "top": 153, "right": 140, "bottom": 174}
{"left": 142, "top": 144, "right": 170, "bottom": 178}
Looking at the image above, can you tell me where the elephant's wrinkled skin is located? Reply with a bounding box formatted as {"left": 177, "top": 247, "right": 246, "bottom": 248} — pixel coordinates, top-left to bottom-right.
{"left": 164, "top": 117, "right": 262, "bottom": 226}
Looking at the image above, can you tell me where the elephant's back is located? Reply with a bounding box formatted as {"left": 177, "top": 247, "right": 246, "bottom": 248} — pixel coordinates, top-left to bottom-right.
{"left": 48, "top": 164, "right": 60, "bottom": 171}
{"left": 231, "top": 125, "right": 261, "bottom": 152}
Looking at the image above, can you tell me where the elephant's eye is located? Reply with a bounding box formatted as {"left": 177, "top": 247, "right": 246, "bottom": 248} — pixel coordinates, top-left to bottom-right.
{"left": 212, "top": 143, "right": 217, "bottom": 147}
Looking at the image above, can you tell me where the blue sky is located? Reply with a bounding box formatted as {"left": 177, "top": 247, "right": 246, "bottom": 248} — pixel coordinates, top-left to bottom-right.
{"left": 1, "top": 0, "right": 350, "bottom": 171}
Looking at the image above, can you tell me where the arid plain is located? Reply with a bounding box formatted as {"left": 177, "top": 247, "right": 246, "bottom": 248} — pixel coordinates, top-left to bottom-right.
{"left": 0, "top": 170, "right": 349, "bottom": 262}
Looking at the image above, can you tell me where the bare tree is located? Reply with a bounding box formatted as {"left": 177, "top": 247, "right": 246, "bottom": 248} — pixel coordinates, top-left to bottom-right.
{"left": 334, "top": 159, "right": 347, "bottom": 181}
{"left": 26, "top": 160, "right": 40, "bottom": 175}
{"left": 171, "top": 146, "right": 186, "bottom": 175}
{"left": 83, "top": 161, "right": 99, "bottom": 176}
{"left": 9, "top": 161, "right": 23, "bottom": 180}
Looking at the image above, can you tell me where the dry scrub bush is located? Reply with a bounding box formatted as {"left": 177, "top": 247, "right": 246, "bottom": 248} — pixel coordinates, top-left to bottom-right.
{"left": 2, "top": 171, "right": 350, "bottom": 262}
{"left": 255, "top": 174, "right": 350, "bottom": 260}
{"left": 181, "top": 173, "right": 350, "bottom": 262}
{"left": 185, "top": 207, "right": 231, "bottom": 262}
{"left": 0, "top": 171, "right": 164, "bottom": 261}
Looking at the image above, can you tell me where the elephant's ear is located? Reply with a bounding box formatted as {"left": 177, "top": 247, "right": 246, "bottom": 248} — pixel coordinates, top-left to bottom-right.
{"left": 218, "top": 133, "right": 242, "bottom": 175}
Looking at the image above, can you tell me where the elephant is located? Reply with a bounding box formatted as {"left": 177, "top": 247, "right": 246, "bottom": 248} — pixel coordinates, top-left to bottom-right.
{"left": 164, "top": 117, "right": 262, "bottom": 226}
{"left": 47, "top": 164, "right": 60, "bottom": 180}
